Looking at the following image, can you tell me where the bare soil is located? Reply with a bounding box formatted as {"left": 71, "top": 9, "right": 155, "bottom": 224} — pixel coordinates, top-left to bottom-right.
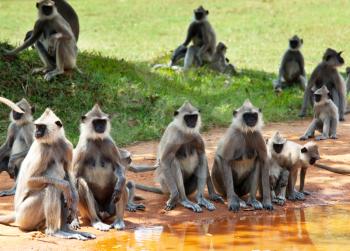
{"left": 1, "top": 117, "right": 350, "bottom": 250}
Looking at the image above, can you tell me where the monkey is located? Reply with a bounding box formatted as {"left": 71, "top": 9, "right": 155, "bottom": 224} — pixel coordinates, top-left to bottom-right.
{"left": 0, "top": 108, "right": 95, "bottom": 240}
{"left": 136, "top": 102, "right": 222, "bottom": 212}
{"left": 273, "top": 35, "right": 306, "bottom": 92}
{"left": 345, "top": 67, "right": 350, "bottom": 95}
{"left": 211, "top": 100, "right": 273, "bottom": 212}
{"left": 210, "top": 42, "right": 237, "bottom": 76}
{"left": 266, "top": 132, "right": 290, "bottom": 206}
{"left": 170, "top": 6, "right": 216, "bottom": 70}
{"left": 71, "top": 104, "right": 129, "bottom": 231}
{"left": 300, "top": 48, "right": 346, "bottom": 121}
{"left": 0, "top": 98, "right": 35, "bottom": 197}
{"left": 300, "top": 86, "right": 338, "bottom": 141}
{"left": 5, "top": 0, "right": 78, "bottom": 81}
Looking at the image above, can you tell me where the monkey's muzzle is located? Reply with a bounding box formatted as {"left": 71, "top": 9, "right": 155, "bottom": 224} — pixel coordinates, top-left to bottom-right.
{"left": 12, "top": 110, "right": 23, "bottom": 120}
{"left": 309, "top": 158, "right": 317, "bottom": 165}
{"left": 93, "top": 119, "right": 107, "bottom": 133}
{"left": 314, "top": 94, "right": 322, "bottom": 103}
{"left": 35, "top": 124, "right": 47, "bottom": 138}
{"left": 273, "top": 143, "right": 284, "bottom": 154}
{"left": 184, "top": 114, "right": 198, "bottom": 128}
{"left": 243, "top": 112, "right": 258, "bottom": 127}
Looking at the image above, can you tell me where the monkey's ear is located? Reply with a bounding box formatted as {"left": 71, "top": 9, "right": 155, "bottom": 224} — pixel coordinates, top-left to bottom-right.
{"left": 198, "top": 109, "right": 201, "bottom": 113}
{"left": 258, "top": 108, "right": 262, "bottom": 113}
{"left": 233, "top": 110, "right": 238, "bottom": 116}
{"left": 174, "top": 110, "right": 179, "bottom": 117}
{"left": 206, "top": 10, "right": 209, "bottom": 15}
{"left": 300, "top": 39, "right": 303, "bottom": 44}
{"left": 31, "top": 106, "right": 35, "bottom": 114}
{"left": 36, "top": 2, "right": 39, "bottom": 8}
{"left": 301, "top": 147, "right": 308, "bottom": 153}
{"left": 81, "top": 115, "right": 86, "bottom": 122}
{"left": 55, "top": 121, "right": 63, "bottom": 128}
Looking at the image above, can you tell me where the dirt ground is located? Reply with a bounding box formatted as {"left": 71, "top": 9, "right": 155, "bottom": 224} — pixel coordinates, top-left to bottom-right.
{"left": 0, "top": 117, "right": 350, "bottom": 250}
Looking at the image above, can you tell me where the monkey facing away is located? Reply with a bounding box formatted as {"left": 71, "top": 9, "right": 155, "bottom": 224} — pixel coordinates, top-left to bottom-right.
{"left": 266, "top": 132, "right": 290, "bottom": 206}
{"left": 210, "top": 42, "right": 237, "bottom": 76}
{"left": 0, "top": 98, "right": 35, "bottom": 197}
{"left": 300, "top": 48, "right": 346, "bottom": 120}
{"left": 273, "top": 35, "right": 306, "bottom": 92}
{"left": 300, "top": 86, "right": 338, "bottom": 141}
{"left": 170, "top": 6, "right": 216, "bottom": 70}
{"left": 136, "top": 102, "right": 222, "bottom": 212}
{"left": 0, "top": 108, "right": 95, "bottom": 240}
{"left": 72, "top": 105, "right": 129, "bottom": 231}
{"left": 5, "top": 0, "right": 78, "bottom": 81}
{"left": 211, "top": 100, "right": 273, "bottom": 211}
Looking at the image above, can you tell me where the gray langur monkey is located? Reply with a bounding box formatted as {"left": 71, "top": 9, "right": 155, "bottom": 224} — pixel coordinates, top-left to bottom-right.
{"left": 0, "top": 109, "right": 95, "bottom": 240}
{"left": 266, "top": 132, "right": 290, "bottom": 206}
{"left": 0, "top": 98, "right": 35, "bottom": 197}
{"left": 71, "top": 105, "right": 129, "bottom": 231}
{"left": 211, "top": 100, "right": 273, "bottom": 212}
{"left": 300, "top": 48, "right": 346, "bottom": 120}
{"left": 5, "top": 0, "right": 78, "bottom": 81}
{"left": 170, "top": 6, "right": 216, "bottom": 70}
{"left": 300, "top": 86, "right": 338, "bottom": 141}
{"left": 210, "top": 42, "right": 237, "bottom": 76}
{"left": 273, "top": 35, "right": 306, "bottom": 92}
{"left": 136, "top": 102, "right": 223, "bottom": 212}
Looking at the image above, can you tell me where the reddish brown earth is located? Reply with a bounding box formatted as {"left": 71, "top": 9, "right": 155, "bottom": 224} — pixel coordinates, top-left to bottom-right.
{"left": 0, "top": 117, "right": 350, "bottom": 250}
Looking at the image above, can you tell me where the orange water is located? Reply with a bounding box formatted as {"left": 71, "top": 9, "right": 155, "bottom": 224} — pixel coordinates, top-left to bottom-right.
{"left": 87, "top": 205, "right": 350, "bottom": 251}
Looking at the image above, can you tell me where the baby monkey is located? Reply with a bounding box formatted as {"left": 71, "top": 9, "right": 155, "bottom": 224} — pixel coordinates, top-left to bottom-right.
{"left": 210, "top": 42, "right": 237, "bottom": 75}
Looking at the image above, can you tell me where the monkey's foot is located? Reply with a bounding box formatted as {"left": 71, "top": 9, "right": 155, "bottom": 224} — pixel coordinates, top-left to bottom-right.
{"left": 330, "top": 135, "right": 338, "bottom": 139}
{"left": 288, "top": 191, "right": 305, "bottom": 201}
{"left": 44, "top": 69, "right": 64, "bottom": 81}
{"left": 92, "top": 221, "right": 111, "bottom": 231}
{"left": 111, "top": 219, "right": 125, "bottom": 230}
{"left": 46, "top": 230, "right": 93, "bottom": 241}
{"left": 0, "top": 189, "right": 15, "bottom": 197}
{"left": 127, "top": 202, "right": 145, "bottom": 212}
{"left": 239, "top": 198, "right": 248, "bottom": 208}
{"left": 272, "top": 196, "right": 286, "bottom": 206}
{"left": 263, "top": 202, "right": 274, "bottom": 210}
{"left": 247, "top": 198, "right": 263, "bottom": 210}
{"left": 300, "top": 190, "right": 311, "bottom": 196}
{"left": 69, "top": 218, "right": 80, "bottom": 230}
{"left": 209, "top": 193, "right": 224, "bottom": 203}
{"left": 180, "top": 200, "right": 202, "bottom": 213}
{"left": 227, "top": 197, "right": 240, "bottom": 212}
{"left": 315, "top": 135, "right": 327, "bottom": 141}
{"left": 31, "top": 67, "right": 52, "bottom": 75}
{"left": 197, "top": 197, "right": 216, "bottom": 211}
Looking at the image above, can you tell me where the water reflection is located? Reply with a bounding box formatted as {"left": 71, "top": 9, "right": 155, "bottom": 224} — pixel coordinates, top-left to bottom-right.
{"left": 90, "top": 205, "right": 350, "bottom": 251}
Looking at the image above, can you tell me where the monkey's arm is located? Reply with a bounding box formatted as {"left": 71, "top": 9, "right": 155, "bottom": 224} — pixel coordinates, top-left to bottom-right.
{"left": 299, "top": 53, "right": 306, "bottom": 76}
{"left": 112, "top": 164, "right": 126, "bottom": 203}
{"left": 334, "top": 74, "right": 346, "bottom": 120}
{"left": 0, "top": 124, "right": 16, "bottom": 159}
{"left": 182, "top": 23, "right": 196, "bottom": 46}
{"left": 299, "top": 166, "right": 308, "bottom": 193}
{"left": 300, "top": 119, "right": 318, "bottom": 140}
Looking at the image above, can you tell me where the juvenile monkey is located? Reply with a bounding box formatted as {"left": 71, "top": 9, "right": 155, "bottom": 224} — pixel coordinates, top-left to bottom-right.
{"left": 0, "top": 98, "right": 35, "bottom": 197}
{"left": 300, "top": 86, "right": 338, "bottom": 141}
{"left": 273, "top": 35, "right": 306, "bottom": 92}
{"left": 211, "top": 100, "right": 273, "bottom": 212}
{"left": 210, "top": 42, "right": 237, "bottom": 75}
{"left": 72, "top": 105, "right": 128, "bottom": 231}
{"left": 266, "top": 132, "right": 290, "bottom": 205}
{"left": 300, "top": 48, "right": 346, "bottom": 120}
{"left": 171, "top": 6, "right": 216, "bottom": 69}
{"left": 136, "top": 102, "right": 221, "bottom": 212}
{"left": 0, "top": 109, "right": 94, "bottom": 240}
{"left": 5, "top": 0, "right": 78, "bottom": 81}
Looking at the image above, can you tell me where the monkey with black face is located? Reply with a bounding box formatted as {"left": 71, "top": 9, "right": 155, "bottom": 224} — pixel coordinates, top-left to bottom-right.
{"left": 5, "top": 0, "right": 78, "bottom": 81}
{"left": 300, "top": 48, "right": 346, "bottom": 120}
{"left": 0, "top": 109, "right": 94, "bottom": 240}
{"left": 300, "top": 86, "right": 338, "bottom": 141}
{"left": 210, "top": 42, "right": 237, "bottom": 75}
{"left": 0, "top": 98, "right": 35, "bottom": 197}
{"left": 266, "top": 132, "right": 290, "bottom": 206}
{"left": 72, "top": 105, "right": 128, "bottom": 231}
{"left": 211, "top": 100, "right": 273, "bottom": 212}
{"left": 136, "top": 102, "right": 222, "bottom": 212}
{"left": 171, "top": 6, "right": 216, "bottom": 70}
{"left": 273, "top": 35, "right": 306, "bottom": 92}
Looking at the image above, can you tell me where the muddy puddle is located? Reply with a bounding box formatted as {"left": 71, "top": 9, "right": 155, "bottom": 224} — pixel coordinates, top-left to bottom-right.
{"left": 87, "top": 205, "right": 350, "bottom": 251}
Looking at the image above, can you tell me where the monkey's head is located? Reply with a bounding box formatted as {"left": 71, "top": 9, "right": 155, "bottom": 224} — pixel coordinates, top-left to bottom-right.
{"left": 80, "top": 104, "right": 111, "bottom": 140}
{"left": 36, "top": 0, "right": 57, "bottom": 19}
{"left": 194, "top": 6, "right": 209, "bottom": 21}
{"left": 173, "top": 102, "right": 201, "bottom": 134}
{"left": 300, "top": 142, "right": 320, "bottom": 165}
{"left": 323, "top": 48, "right": 344, "bottom": 67}
{"left": 10, "top": 98, "right": 34, "bottom": 125}
{"left": 216, "top": 42, "right": 227, "bottom": 54}
{"left": 314, "top": 85, "right": 331, "bottom": 105}
{"left": 34, "top": 108, "right": 64, "bottom": 144}
{"left": 289, "top": 35, "right": 303, "bottom": 50}
{"left": 232, "top": 99, "right": 263, "bottom": 132}
{"left": 269, "top": 131, "right": 287, "bottom": 154}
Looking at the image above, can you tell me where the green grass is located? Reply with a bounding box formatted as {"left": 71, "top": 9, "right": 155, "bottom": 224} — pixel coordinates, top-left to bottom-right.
{"left": 0, "top": 0, "right": 349, "bottom": 145}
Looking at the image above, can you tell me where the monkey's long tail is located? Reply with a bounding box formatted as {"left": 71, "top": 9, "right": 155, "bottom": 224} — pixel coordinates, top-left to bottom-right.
{"left": 315, "top": 163, "right": 350, "bottom": 175}
{"left": 0, "top": 214, "right": 16, "bottom": 225}
{"left": 135, "top": 184, "right": 163, "bottom": 194}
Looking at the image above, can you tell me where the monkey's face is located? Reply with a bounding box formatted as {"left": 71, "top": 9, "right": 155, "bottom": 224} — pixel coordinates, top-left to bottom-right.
{"left": 301, "top": 143, "right": 320, "bottom": 165}
{"left": 194, "top": 6, "right": 208, "bottom": 21}
{"left": 289, "top": 39, "right": 302, "bottom": 50}
{"left": 324, "top": 49, "right": 344, "bottom": 67}
{"left": 184, "top": 114, "right": 198, "bottom": 128}
{"left": 314, "top": 94, "right": 322, "bottom": 103}
{"left": 34, "top": 108, "right": 64, "bottom": 144}
{"left": 273, "top": 143, "right": 284, "bottom": 154}
{"left": 233, "top": 100, "right": 263, "bottom": 132}
{"left": 92, "top": 119, "right": 107, "bottom": 134}
{"left": 173, "top": 102, "right": 202, "bottom": 133}
{"left": 12, "top": 110, "right": 23, "bottom": 121}
{"left": 80, "top": 105, "right": 111, "bottom": 139}
{"left": 10, "top": 99, "right": 34, "bottom": 125}
{"left": 242, "top": 112, "right": 259, "bottom": 127}
{"left": 37, "top": 0, "right": 57, "bottom": 18}
{"left": 314, "top": 86, "right": 331, "bottom": 105}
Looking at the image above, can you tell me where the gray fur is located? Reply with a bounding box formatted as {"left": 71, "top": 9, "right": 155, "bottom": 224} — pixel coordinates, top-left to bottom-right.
{"left": 210, "top": 42, "right": 237, "bottom": 75}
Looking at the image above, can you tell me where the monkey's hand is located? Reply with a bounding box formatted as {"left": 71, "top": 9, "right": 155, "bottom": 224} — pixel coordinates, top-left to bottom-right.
{"left": 62, "top": 185, "right": 74, "bottom": 211}
{"left": 209, "top": 193, "right": 224, "bottom": 203}
{"left": 69, "top": 218, "right": 81, "bottom": 230}
{"left": 112, "top": 189, "right": 122, "bottom": 203}
{"left": 227, "top": 196, "right": 240, "bottom": 212}
{"left": 7, "top": 160, "right": 16, "bottom": 179}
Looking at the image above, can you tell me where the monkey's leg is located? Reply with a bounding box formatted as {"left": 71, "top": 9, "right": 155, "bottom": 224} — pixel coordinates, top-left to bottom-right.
{"left": 159, "top": 163, "right": 180, "bottom": 210}
{"left": 299, "top": 88, "right": 313, "bottom": 117}
{"left": 300, "top": 119, "right": 318, "bottom": 140}
{"left": 316, "top": 118, "right": 330, "bottom": 141}
{"left": 171, "top": 45, "right": 187, "bottom": 66}
{"left": 299, "top": 167, "right": 310, "bottom": 195}
{"left": 275, "top": 169, "right": 289, "bottom": 205}
{"left": 77, "top": 178, "right": 111, "bottom": 231}
{"left": 184, "top": 46, "right": 200, "bottom": 70}
{"left": 206, "top": 168, "right": 224, "bottom": 203}
{"left": 299, "top": 75, "right": 307, "bottom": 90}
{"left": 333, "top": 88, "right": 346, "bottom": 121}
{"left": 111, "top": 187, "right": 128, "bottom": 230}
{"left": 329, "top": 118, "right": 338, "bottom": 139}
{"left": 287, "top": 167, "right": 305, "bottom": 201}
{"left": 244, "top": 165, "right": 263, "bottom": 210}
{"left": 221, "top": 158, "right": 241, "bottom": 212}
{"left": 194, "top": 155, "right": 216, "bottom": 211}
{"left": 273, "top": 75, "right": 284, "bottom": 92}
{"left": 126, "top": 181, "right": 145, "bottom": 212}
{"left": 32, "top": 41, "right": 56, "bottom": 74}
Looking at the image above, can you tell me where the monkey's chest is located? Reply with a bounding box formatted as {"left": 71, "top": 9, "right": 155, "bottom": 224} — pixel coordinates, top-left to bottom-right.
{"left": 11, "top": 135, "right": 26, "bottom": 155}
{"left": 285, "top": 61, "right": 300, "bottom": 79}
{"left": 230, "top": 149, "right": 257, "bottom": 181}
{"left": 176, "top": 144, "right": 199, "bottom": 178}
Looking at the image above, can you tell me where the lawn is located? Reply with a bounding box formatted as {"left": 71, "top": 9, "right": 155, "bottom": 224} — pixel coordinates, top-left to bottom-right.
{"left": 0, "top": 0, "right": 349, "bottom": 145}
